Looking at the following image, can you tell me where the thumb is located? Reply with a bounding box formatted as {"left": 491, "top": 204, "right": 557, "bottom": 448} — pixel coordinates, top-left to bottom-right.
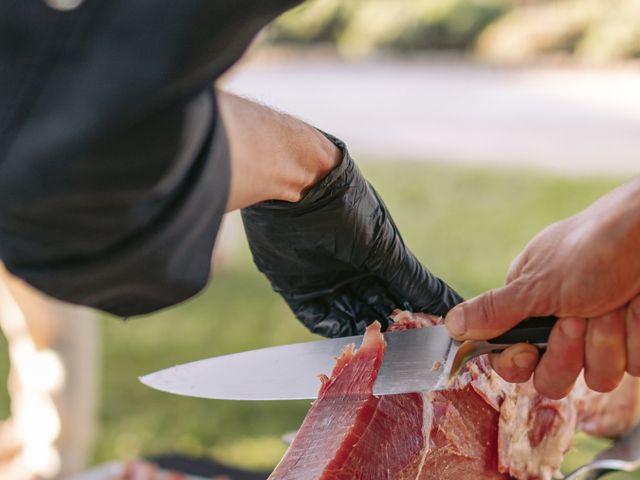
{"left": 445, "top": 281, "right": 541, "bottom": 340}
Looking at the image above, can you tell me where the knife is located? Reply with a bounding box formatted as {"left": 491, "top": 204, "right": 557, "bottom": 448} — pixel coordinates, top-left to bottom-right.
{"left": 140, "top": 316, "right": 557, "bottom": 400}
{"left": 564, "top": 423, "right": 640, "bottom": 479}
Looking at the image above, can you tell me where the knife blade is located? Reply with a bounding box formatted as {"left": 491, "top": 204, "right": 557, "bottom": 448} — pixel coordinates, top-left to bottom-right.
{"left": 140, "top": 316, "right": 557, "bottom": 401}
{"left": 564, "top": 423, "right": 640, "bottom": 479}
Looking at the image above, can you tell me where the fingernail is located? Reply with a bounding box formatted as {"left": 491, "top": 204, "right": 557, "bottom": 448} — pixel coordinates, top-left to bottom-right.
{"left": 559, "top": 318, "right": 586, "bottom": 339}
{"left": 513, "top": 351, "right": 537, "bottom": 369}
{"left": 446, "top": 308, "right": 466, "bottom": 337}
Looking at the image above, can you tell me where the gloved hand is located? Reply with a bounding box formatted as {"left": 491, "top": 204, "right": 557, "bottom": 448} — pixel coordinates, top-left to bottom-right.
{"left": 241, "top": 133, "right": 463, "bottom": 338}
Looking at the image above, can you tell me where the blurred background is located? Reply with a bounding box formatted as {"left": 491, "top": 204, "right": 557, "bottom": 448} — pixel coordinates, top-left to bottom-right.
{"left": 1, "top": 0, "right": 639, "bottom": 478}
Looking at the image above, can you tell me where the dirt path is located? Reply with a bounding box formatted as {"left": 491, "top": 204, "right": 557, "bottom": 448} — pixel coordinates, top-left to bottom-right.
{"left": 225, "top": 53, "right": 639, "bottom": 176}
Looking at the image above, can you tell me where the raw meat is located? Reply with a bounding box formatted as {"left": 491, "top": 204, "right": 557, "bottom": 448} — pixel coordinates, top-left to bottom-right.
{"left": 270, "top": 311, "right": 640, "bottom": 480}
{"left": 574, "top": 373, "right": 640, "bottom": 438}
{"left": 269, "top": 322, "right": 390, "bottom": 479}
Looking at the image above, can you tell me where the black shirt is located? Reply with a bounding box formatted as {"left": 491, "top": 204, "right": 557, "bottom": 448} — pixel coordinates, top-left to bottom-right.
{"left": 0, "top": 0, "right": 301, "bottom": 315}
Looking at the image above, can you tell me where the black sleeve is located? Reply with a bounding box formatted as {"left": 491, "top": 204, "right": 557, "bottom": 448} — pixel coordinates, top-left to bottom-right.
{"left": 0, "top": 0, "right": 299, "bottom": 316}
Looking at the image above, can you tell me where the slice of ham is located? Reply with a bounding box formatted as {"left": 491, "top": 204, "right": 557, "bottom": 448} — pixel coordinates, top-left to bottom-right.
{"left": 268, "top": 322, "right": 388, "bottom": 479}
{"left": 270, "top": 311, "right": 640, "bottom": 480}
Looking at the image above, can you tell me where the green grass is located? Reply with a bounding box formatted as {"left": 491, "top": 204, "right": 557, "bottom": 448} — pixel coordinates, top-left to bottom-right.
{"left": 0, "top": 160, "right": 637, "bottom": 477}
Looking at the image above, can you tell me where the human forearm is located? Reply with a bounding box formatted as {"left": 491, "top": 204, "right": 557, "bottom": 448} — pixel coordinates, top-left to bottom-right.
{"left": 217, "top": 90, "right": 341, "bottom": 211}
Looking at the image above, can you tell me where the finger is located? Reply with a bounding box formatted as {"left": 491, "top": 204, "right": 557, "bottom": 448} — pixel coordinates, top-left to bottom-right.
{"left": 585, "top": 309, "right": 626, "bottom": 393}
{"left": 625, "top": 295, "right": 640, "bottom": 376}
{"left": 506, "top": 250, "right": 527, "bottom": 284}
{"left": 445, "top": 279, "right": 544, "bottom": 341}
{"left": 533, "top": 317, "right": 586, "bottom": 399}
{"left": 489, "top": 343, "right": 539, "bottom": 383}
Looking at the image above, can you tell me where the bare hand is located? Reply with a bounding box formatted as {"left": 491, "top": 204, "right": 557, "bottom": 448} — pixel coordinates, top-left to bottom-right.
{"left": 445, "top": 177, "right": 640, "bottom": 399}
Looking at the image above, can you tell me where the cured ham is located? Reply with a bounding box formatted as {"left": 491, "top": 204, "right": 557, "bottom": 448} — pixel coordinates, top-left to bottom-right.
{"left": 270, "top": 312, "right": 640, "bottom": 480}
{"left": 269, "top": 322, "right": 386, "bottom": 479}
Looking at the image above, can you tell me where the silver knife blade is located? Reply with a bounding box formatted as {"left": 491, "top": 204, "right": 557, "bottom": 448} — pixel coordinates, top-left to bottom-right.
{"left": 140, "top": 326, "right": 460, "bottom": 400}
{"left": 594, "top": 422, "right": 640, "bottom": 464}
{"left": 564, "top": 423, "right": 640, "bottom": 479}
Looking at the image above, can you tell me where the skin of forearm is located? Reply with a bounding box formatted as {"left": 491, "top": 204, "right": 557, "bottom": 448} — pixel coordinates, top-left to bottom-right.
{"left": 217, "top": 90, "right": 341, "bottom": 212}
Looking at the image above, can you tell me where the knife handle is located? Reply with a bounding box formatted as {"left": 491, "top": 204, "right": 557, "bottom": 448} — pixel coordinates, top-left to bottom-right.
{"left": 446, "top": 316, "right": 559, "bottom": 382}
{"left": 487, "top": 315, "right": 558, "bottom": 346}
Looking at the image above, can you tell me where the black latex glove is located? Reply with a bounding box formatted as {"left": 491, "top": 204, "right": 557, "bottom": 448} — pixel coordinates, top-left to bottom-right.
{"left": 241, "top": 133, "right": 463, "bottom": 338}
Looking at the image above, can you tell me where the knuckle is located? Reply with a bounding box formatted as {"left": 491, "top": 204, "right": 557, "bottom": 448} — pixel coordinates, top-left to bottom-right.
{"left": 513, "top": 274, "right": 551, "bottom": 315}
{"left": 557, "top": 317, "right": 587, "bottom": 341}
{"left": 506, "top": 252, "right": 526, "bottom": 283}
{"left": 589, "top": 315, "right": 624, "bottom": 350}
{"left": 479, "top": 290, "right": 500, "bottom": 326}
